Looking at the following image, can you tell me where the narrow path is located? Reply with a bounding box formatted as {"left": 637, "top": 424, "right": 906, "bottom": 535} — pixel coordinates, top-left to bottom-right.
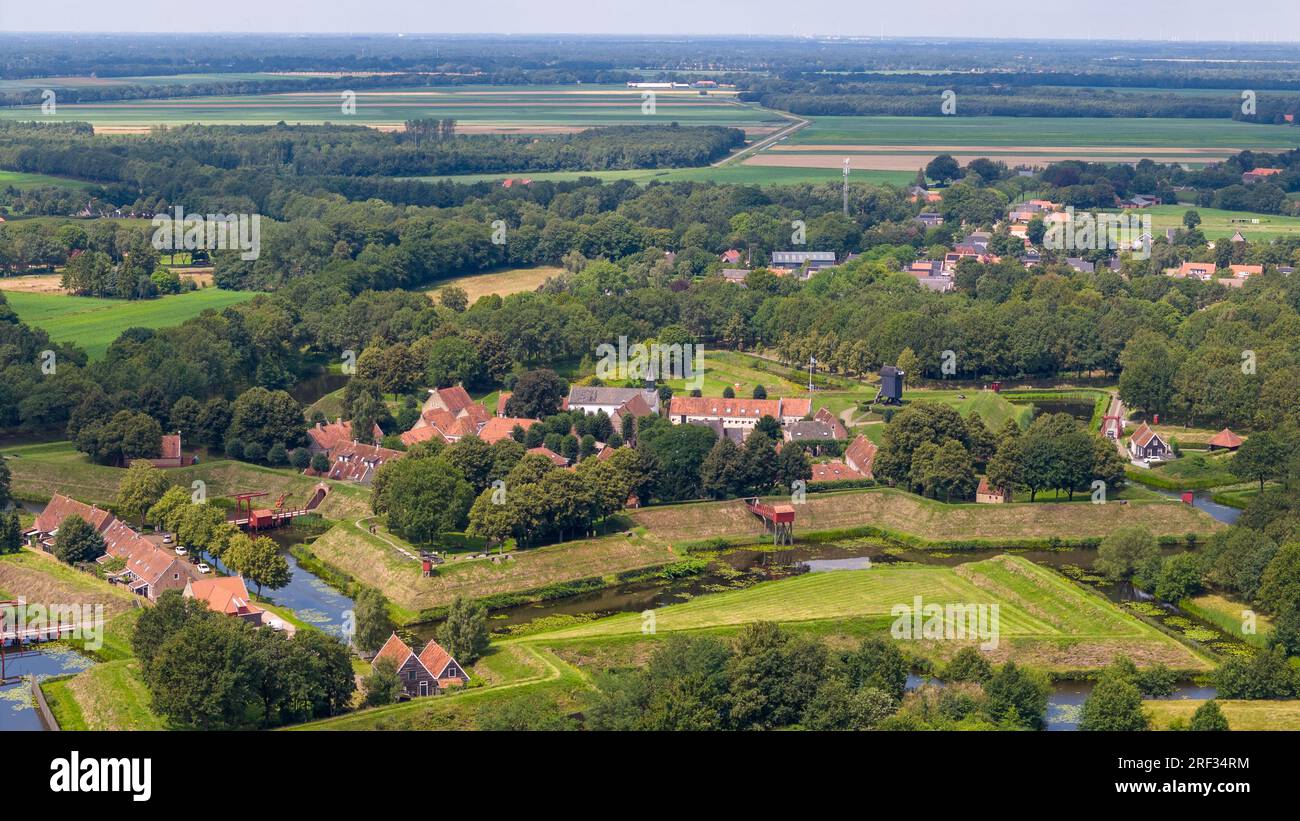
{"left": 713, "top": 103, "right": 809, "bottom": 168}
{"left": 355, "top": 516, "right": 420, "bottom": 562}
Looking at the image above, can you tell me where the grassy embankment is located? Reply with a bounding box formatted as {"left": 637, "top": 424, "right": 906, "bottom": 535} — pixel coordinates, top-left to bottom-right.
{"left": 1181, "top": 593, "right": 1273, "bottom": 650}
{"left": 0, "top": 440, "right": 371, "bottom": 520}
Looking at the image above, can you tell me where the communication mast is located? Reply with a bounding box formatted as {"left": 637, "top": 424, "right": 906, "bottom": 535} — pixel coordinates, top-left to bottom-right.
{"left": 842, "top": 157, "right": 850, "bottom": 216}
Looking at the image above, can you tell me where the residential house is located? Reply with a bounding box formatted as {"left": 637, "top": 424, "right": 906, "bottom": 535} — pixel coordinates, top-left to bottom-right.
{"left": 843, "top": 435, "right": 878, "bottom": 479}
{"left": 567, "top": 386, "right": 660, "bottom": 417}
{"left": 476, "top": 416, "right": 540, "bottom": 445}
{"left": 721, "top": 268, "right": 751, "bottom": 285}
{"left": 24, "top": 493, "right": 116, "bottom": 550}
{"left": 184, "top": 575, "right": 295, "bottom": 634}
{"left": 1171, "top": 261, "right": 1216, "bottom": 280}
{"left": 101, "top": 520, "right": 197, "bottom": 601}
{"left": 372, "top": 633, "right": 469, "bottom": 698}
{"left": 1128, "top": 423, "right": 1172, "bottom": 461}
{"left": 307, "top": 418, "right": 385, "bottom": 457}
{"left": 528, "top": 446, "right": 571, "bottom": 467}
{"left": 720, "top": 249, "right": 743, "bottom": 265}
{"left": 810, "top": 461, "right": 865, "bottom": 482}
{"left": 326, "top": 441, "right": 404, "bottom": 484}
{"left": 976, "top": 477, "right": 1011, "bottom": 503}
{"left": 1065, "top": 257, "right": 1095, "bottom": 274}
{"left": 812, "top": 407, "right": 848, "bottom": 440}
{"left": 781, "top": 420, "right": 840, "bottom": 445}
{"left": 916, "top": 212, "right": 944, "bottom": 227}
{"left": 1229, "top": 264, "right": 1263, "bottom": 278}
{"left": 1242, "top": 168, "right": 1283, "bottom": 184}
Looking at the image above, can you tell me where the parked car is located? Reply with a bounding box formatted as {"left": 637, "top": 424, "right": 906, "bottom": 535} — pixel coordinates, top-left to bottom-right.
{"left": 162, "top": 534, "right": 173, "bottom": 544}
{"left": 174, "top": 545, "right": 187, "bottom": 555}
{"left": 196, "top": 563, "right": 211, "bottom": 574}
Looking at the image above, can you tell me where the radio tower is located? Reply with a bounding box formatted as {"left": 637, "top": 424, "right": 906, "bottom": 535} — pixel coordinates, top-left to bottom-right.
{"left": 842, "top": 157, "right": 850, "bottom": 216}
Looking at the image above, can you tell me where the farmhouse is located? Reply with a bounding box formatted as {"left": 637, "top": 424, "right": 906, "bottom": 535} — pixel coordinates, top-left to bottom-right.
{"left": 24, "top": 493, "right": 116, "bottom": 550}
{"left": 100, "top": 520, "right": 197, "bottom": 601}
{"left": 372, "top": 633, "right": 469, "bottom": 698}
{"left": 1242, "top": 168, "right": 1283, "bottom": 184}
{"left": 1206, "top": 428, "right": 1244, "bottom": 451}
{"left": 183, "top": 575, "right": 294, "bottom": 633}
{"left": 307, "top": 418, "right": 385, "bottom": 456}
{"left": 567, "top": 386, "right": 660, "bottom": 417}
{"left": 325, "top": 441, "right": 404, "bottom": 484}
{"left": 976, "top": 477, "right": 1011, "bottom": 504}
{"left": 843, "top": 435, "right": 878, "bottom": 478}
{"left": 1128, "top": 423, "right": 1172, "bottom": 461}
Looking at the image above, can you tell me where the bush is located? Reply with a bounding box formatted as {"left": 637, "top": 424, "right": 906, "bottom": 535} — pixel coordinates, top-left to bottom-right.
{"left": 311, "top": 452, "right": 331, "bottom": 473}
{"left": 267, "top": 443, "right": 289, "bottom": 466}
{"left": 290, "top": 448, "right": 312, "bottom": 470}
{"left": 224, "top": 438, "right": 244, "bottom": 460}
{"left": 242, "top": 441, "right": 266, "bottom": 464}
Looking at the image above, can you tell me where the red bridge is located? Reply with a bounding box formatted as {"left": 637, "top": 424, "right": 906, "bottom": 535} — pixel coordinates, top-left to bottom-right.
{"left": 229, "top": 483, "right": 329, "bottom": 531}
{"left": 744, "top": 497, "right": 795, "bottom": 546}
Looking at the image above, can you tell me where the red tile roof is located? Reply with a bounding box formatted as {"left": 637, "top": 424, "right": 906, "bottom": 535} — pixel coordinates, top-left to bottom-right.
{"left": 308, "top": 418, "right": 384, "bottom": 452}
{"left": 528, "top": 446, "right": 570, "bottom": 466}
{"left": 669, "top": 396, "right": 782, "bottom": 419}
{"left": 399, "top": 425, "right": 447, "bottom": 447}
{"left": 496, "top": 392, "right": 512, "bottom": 416}
{"left": 843, "top": 435, "right": 878, "bottom": 478}
{"left": 1207, "top": 428, "right": 1244, "bottom": 449}
{"left": 810, "top": 461, "right": 865, "bottom": 482}
{"left": 417, "top": 639, "right": 464, "bottom": 681}
{"left": 34, "top": 494, "right": 116, "bottom": 537}
{"left": 977, "top": 477, "right": 1009, "bottom": 498}
{"left": 477, "top": 417, "right": 539, "bottom": 444}
{"left": 373, "top": 633, "right": 414, "bottom": 669}
{"left": 1129, "top": 423, "right": 1161, "bottom": 448}
{"left": 781, "top": 397, "right": 812, "bottom": 418}
{"left": 426, "top": 385, "right": 475, "bottom": 416}
{"left": 185, "top": 576, "right": 263, "bottom": 618}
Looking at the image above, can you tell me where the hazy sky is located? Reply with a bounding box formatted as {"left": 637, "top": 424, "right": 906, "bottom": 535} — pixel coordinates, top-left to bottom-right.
{"left": 2, "top": 0, "right": 1300, "bottom": 41}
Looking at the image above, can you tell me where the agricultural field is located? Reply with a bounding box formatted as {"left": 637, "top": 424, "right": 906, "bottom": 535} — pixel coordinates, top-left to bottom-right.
{"left": 743, "top": 116, "right": 1300, "bottom": 172}
{"left": 517, "top": 554, "right": 1214, "bottom": 672}
{"left": 1, "top": 288, "right": 256, "bottom": 358}
{"left": 305, "top": 519, "right": 675, "bottom": 618}
{"left": 1145, "top": 699, "right": 1300, "bottom": 731}
{"left": 0, "top": 72, "right": 322, "bottom": 94}
{"left": 0, "top": 169, "right": 93, "bottom": 190}
{"left": 0, "top": 85, "right": 782, "bottom": 134}
{"left": 415, "top": 166, "right": 914, "bottom": 187}
{"left": 1125, "top": 205, "right": 1300, "bottom": 241}
{"left": 428, "top": 265, "right": 563, "bottom": 304}
{"left": 629, "top": 486, "right": 1223, "bottom": 548}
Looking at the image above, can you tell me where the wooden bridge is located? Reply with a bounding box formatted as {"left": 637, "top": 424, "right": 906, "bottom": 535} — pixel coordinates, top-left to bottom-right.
{"left": 229, "top": 483, "right": 329, "bottom": 530}
{"left": 1, "top": 601, "right": 101, "bottom": 683}
{"left": 744, "top": 497, "right": 795, "bottom": 546}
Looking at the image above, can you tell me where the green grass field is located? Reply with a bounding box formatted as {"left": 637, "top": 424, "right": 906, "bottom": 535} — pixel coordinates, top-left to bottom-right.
{"left": 0, "top": 169, "right": 93, "bottom": 190}
{"left": 2, "top": 288, "right": 256, "bottom": 358}
{"left": 1131, "top": 205, "right": 1300, "bottom": 241}
{"left": 1182, "top": 594, "right": 1272, "bottom": 649}
{"left": 0, "top": 85, "right": 779, "bottom": 131}
{"left": 788, "top": 115, "right": 1300, "bottom": 149}
{"left": 1145, "top": 699, "right": 1300, "bottom": 730}
{"left": 519, "top": 554, "right": 1212, "bottom": 672}
{"left": 42, "top": 659, "right": 166, "bottom": 731}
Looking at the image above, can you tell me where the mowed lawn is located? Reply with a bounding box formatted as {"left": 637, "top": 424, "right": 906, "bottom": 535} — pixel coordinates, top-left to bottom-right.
{"left": 3, "top": 288, "right": 256, "bottom": 358}
{"left": 307, "top": 519, "right": 675, "bottom": 616}
{"left": 1121, "top": 205, "right": 1300, "bottom": 241}
{"left": 42, "top": 659, "right": 166, "bottom": 731}
{"left": 521, "top": 554, "right": 1211, "bottom": 672}
{"left": 1145, "top": 699, "right": 1300, "bottom": 731}
{"left": 631, "top": 487, "right": 1223, "bottom": 547}
{"left": 0, "top": 169, "right": 92, "bottom": 190}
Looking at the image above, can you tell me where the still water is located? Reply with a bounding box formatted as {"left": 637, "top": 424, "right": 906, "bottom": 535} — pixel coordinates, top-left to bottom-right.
{"left": 0, "top": 645, "right": 94, "bottom": 731}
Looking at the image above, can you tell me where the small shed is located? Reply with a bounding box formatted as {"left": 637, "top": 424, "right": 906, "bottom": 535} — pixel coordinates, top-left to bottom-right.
{"left": 1206, "top": 428, "right": 1244, "bottom": 451}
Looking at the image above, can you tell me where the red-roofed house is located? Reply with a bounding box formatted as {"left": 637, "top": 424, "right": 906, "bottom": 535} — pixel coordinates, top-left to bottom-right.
{"left": 326, "top": 441, "right": 405, "bottom": 484}
{"left": 1173, "top": 261, "right": 1216, "bottom": 280}
{"left": 422, "top": 385, "right": 475, "bottom": 417}
{"left": 843, "top": 435, "right": 878, "bottom": 479}
{"left": 25, "top": 493, "right": 116, "bottom": 550}
{"left": 307, "top": 418, "right": 385, "bottom": 456}
{"left": 1242, "top": 168, "right": 1283, "bottom": 184}
{"left": 668, "top": 395, "right": 811, "bottom": 436}
{"left": 976, "top": 477, "right": 1011, "bottom": 504}
{"left": 182, "top": 575, "right": 297, "bottom": 633}
{"left": 813, "top": 407, "right": 848, "bottom": 440}
{"left": 477, "top": 416, "right": 539, "bottom": 444}
{"left": 528, "top": 446, "right": 571, "bottom": 467}
{"left": 810, "top": 461, "right": 865, "bottom": 483}
{"left": 371, "top": 633, "right": 469, "bottom": 698}
{"left": 101, "top": 519, "right": 197, "bottom": 600}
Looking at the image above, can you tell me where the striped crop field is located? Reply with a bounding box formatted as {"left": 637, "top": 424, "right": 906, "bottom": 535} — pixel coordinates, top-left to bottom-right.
{"left": 0, "top": 85, "right": 783, "bottom": 134}
{"left": 519, "top": 554, "right": 1212, "bottom": 671}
